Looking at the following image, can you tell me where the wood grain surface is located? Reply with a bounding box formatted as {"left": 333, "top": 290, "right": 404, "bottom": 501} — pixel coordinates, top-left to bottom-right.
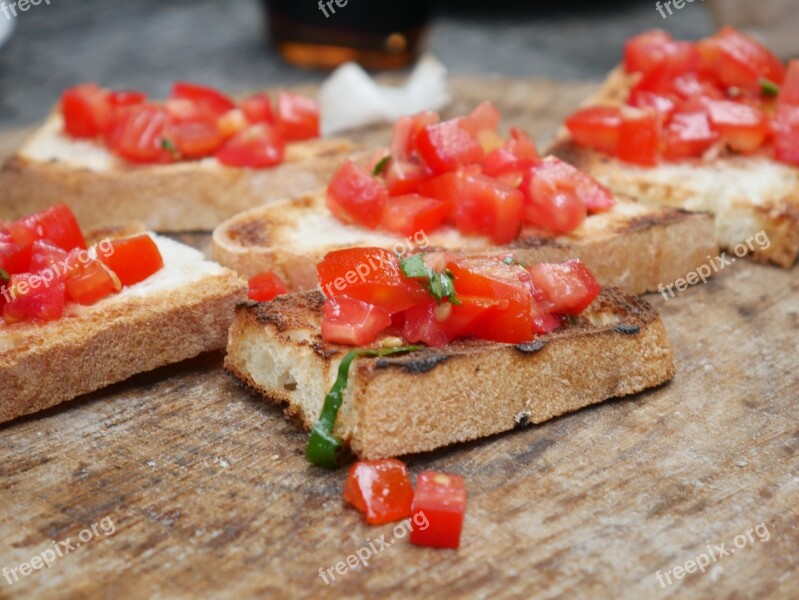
{"left": 0, "top": 77, "right": 797, "bottom": 600}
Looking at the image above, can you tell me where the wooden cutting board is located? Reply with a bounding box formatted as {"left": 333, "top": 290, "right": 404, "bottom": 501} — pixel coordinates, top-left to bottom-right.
{"left": 0, "top": 77, "right": 797, "bottom": 600}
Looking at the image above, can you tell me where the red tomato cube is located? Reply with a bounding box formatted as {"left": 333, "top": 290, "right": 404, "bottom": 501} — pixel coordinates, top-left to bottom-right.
{"left": 216, "top": 123, "right": 285, "bottom": 168}
{"left": 409, "top": 471, "right": 467, "bottom": 549}
{"left": 247, "top": 271, "right": 288, "bottom": 302}
{"left": 663, "top": 110, "right": 720, "bottom": 160}
{"left": 61, "top": 84, "right": 111, "bottom": 139}
{"left": 617, "top": 107, "right": 661, "bottom": 166}
{"left": 275, "top": 91, "right": 320, "bottom": 141}
{"left": 565, "top": 106, "right": 622, "bottom": 155}
{"left": 321, "top": 296, "right": 392, "bottom": 346}
{"left": 326, "top": 161, "right": 389, "bottom": 229}
{"left": 343, "top": 459, "right": 414, "bottom": 525}
{"left": 414, "top": 119, "right": 484, "bottom": 175}
{"left": 527, "top": 259, "right": 601, "bottom": 316}
{"left": 8, "top": 204, "right": 87, "bottom": 251}
{"left": 98, "top": 234, "right": 164, "bottom": 287}
{"left": 3, "top": 273, "right": 66, "bottom": 324}
{"left": 380, "top": 194, "right": 449, "bottom": 237}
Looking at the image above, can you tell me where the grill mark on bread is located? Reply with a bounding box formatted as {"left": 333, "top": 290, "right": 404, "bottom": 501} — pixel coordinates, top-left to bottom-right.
{"left": 515, "top": 340, "right": 547, "bottom": 354}
{"left": 375, "top": 353, "right": 449, "bottom": 374}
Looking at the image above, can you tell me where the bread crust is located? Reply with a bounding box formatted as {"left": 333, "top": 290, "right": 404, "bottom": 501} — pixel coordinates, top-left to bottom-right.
{"left": 224, "top": 289, "right": 674, "bottom": 459}
{"left": 547, "top": 67, "right": 799, "bottom": 268}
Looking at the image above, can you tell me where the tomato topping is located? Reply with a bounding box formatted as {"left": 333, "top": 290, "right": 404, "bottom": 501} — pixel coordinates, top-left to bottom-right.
{"left": 318, "top": 248, "right": 428, "bottom": 314}
{"left": 624, "top": 29, "right": 674, "bottom": 75}
{"left": 414, "top": 119, "right": 484, "bottom": 174}
{"left": 216, "top": 124, "right": 285, "bottom": 168}
{"left": 240, "top": 93, "right": 275, "bottom": 124}
{"left": 380, "top": 194, "right": 449, "bottom": 237}
{"left": 0, "top": 242, "right": 33, "bottom": 276}
{"left": 64, "top": 257, "right": 121, "bottom": 305}
{"left": 98, "top": 234, "right": 164, "bottom": 287}
{"left": 3, "top": 273, "right": 66, "bottom": 324}
{"left": 450, "top": 173, "right": 524, "bottom": 245}
{"left": 382, "top": 158, "right": 433, "bottom": 196}
{"left": 106, "top": 104, "right": 175, "bottom": 164}
{"left": 778, "top": 60, "right": 799, "bottom": 106}
{"left": 663, "top": 110, "right": 720, "bottom": 160}
{"left": 697, "top": 27, "right": 785, "bottom": 91}
{"left": 8, "top": 204, "right": 87, "bottom": 251}
{"left": 108, "top": 90, "right": 147, "bottom": 107}
{"left": 167, "top": 120, "right": 226, "bottom": 159}
{"left": 706, "top": 100, "right": 770, "bottom": 153}
{"left": 247, "top": 271, "right": 288, "bottom": 302}
{"left": 343, "top": 459, "right": 414, "bottom": 525}
{"left": 617, "top": 107, "right": 661, "bottom": 166}
{"left": 401, "top": 301, "right": 451, "bottom": 348}
{"left": 326, "top": 161, "right": 389, "bottom": 229}
{"left": 527, "top": 259, "right": 601, "bottom": 315}
{"left": 61, "top": 84, "right": 111, "bottom": 139}
{"left": 390, "top": 111, "right": 440, "bottom": 159}
{"left": 565, "top": 106, "right": 622, "bottom": 155}
{"left": 409, "top": 472, "right": 467, "bottom": 549}
{"left": 467, "top": 101, "right": 501, "bottom": 133}
{"left": 171, "top": 82, "right": 236, "bottom": 119}
{"left": 28, "top": 240, "right": 68, "bottom": 277}
{"left": 321, "top": 296, "right": 392, "bottom": 345}
{"left": 628, "top": 90, "right": 677, "bottom": 119}
{"left": 772, "top": 104, "right": 799, "bottom": 165}
{"left": 275, "top": 91, "right": 320, "bottom": 141}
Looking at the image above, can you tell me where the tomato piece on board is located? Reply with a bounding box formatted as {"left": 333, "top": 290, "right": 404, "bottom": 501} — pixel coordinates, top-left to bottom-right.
{"left": 28, "top": 240, "right": 68, "bottom": 277}
{"left": 327, "top": 161, "right": 389, "bottom": 229}
{"left": 527, "top": 259, "right": 601, "bottom": 316}
{"left": 106, "top": 104, "right": 175, "bottom": 164}
{"left": 390, "top": 111, "right": 440, "bottom": 160}
{"left": 380, "top": 194, "right": 449, "bottom": 237}
{"left": 697, "top": 26, "right": 785, "bottom": 91}
{"left": 61, "top": 84, "right": 111, "bottom": 139}
{"left": 663, "top": 110, "right": 720, "bottom": 160}
{"left": 343, "top": 459, "right": 414, "bottom": 525}
{"left": 216, "top": 123, "right": 285, "bottom": 168}
{"left": 617, "top": 107, "right": 661, "bottom": 166}
{"left": 240, "top": 93, "right": 276, "bottom": 124}
{"left": 247, "top": 271, "right": 288, "bottom": 302}
{"left": 317, "top": 248, "right": 428, "bottom": 314}
{"left": 409, "top": 472, "right": 467, "bottom": 549}
{"left": 167, "top": 120, "right": 226, "bottom": 159}
{"left": 9, "top": 204, "right": 87, "bottom": 251}
{"left": 98, "top": 234, "right": 164, "bottom": 287}
{"left": 171, "top": 82, "right": 236, "bottom": 118}
{"left": 321, "top": 296, "right": 392, "bottom": 346}
{"left": 447, "top": 257, "right": 533, "bottom": 344}
{"left": 706, "top": 100, "right": 770, "bottom": 153}
{"left": 275, "top": 91, "right": 320, "bottom": 141}
{"left": 415, "top": 119, "right": 484, "bottom": 174}
{"left": 3, "top": 273, "right": 66, "bottom": 324}
{"left": 65, "top": 257, "right": 122, "bottom": 306}
{"left": 565, "top": 106, "right": 622, "bottom": 155}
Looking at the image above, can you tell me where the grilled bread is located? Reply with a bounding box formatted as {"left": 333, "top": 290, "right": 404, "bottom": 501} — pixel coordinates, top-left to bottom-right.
{"left": 0, "top": 113, "right": 355, "bottom": 232}
{"left": 225, "top": 288, "right": 674, "bottom": 460}
{"left": 212, "top": 189, "right": 717, "bottom": 296}
{"left": 547, "top": 67, "right": 799, "bottom": 268}
{"left": 0, "top": 231, "right": 246, "bottom": 424}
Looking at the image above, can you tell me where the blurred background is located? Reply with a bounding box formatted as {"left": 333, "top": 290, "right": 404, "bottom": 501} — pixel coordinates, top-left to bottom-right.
{"left": 0, "top": 0, "right": 794, "bottom": 130}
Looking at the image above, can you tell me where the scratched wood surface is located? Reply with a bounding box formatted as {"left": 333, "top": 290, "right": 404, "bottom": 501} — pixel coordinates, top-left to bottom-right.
{"left": 0, "top": 78, "right": 797, "bottom": 600}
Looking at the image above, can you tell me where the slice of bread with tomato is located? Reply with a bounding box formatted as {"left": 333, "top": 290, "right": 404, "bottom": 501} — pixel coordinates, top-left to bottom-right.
{"left": 0, "top": 205, "right": 246, "bottom": 424}
{"left": 212, "top": 187, "right": 716, "bottom": 296}
{"left": 225, "top": 286, "right": 674, "bottom": 460}
{"left": 547, "top": 28, "right": 799, "bottom": 268}
{"left": 0, "top": 83, "right": 355, "bottom": 232}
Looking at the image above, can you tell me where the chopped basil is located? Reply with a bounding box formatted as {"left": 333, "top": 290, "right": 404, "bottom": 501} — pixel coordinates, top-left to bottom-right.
{"left": 160, "top": 138, "right": 178, "bottom": 154}
{"left": 400, "top": 254, "right": 460, "bottom": 305}
{"left": 502, "top": 255, "right": 528, "bottom": 268}
{"left": 306, "top": 345, "right": 423, "bottom": 468}
{"left": 760, "top": 78, "right": 781, "bottom": 97}
{"left": 0, "top": 268, "right": 8, "bottom": 283}
{"left": 372, "top": 155, "right": 391, "bottom": 176}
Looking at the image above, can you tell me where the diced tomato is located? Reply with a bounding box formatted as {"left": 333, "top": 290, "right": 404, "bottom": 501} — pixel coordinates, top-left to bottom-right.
{"left": 415, "top": 119, "right": 484, "bottom": 174}
{"left": 240, "top": 93, "right": 275, "bottom": 124}
{"left": 527, "top": 259, "right": 601, "bottom": 315}
{"left": 217, "top": 109, "right": 249, "bottom": 138}
{"left": 450, "top": 173, "right": 524, "bottom": 245}
{"left": 65, "top": 257, "right": 121, "bottom": 305}
{"left": 402, "top": 301, "right": 452, "bottom": 348}
{"left": 481, "top": 128, "right": 539, "bottom": 184}
{"left": 8, "top": 204, "right": 87, "bottom": 251}
{"left": 0, "top": 242, "right": 32, "bottom": 275}
{"left": 317, "top": 248, "right": 428, "bottom": 314}
{"left": 321, "top": 296, "right": 392, "bottom": 345}
{"left": 246, "top": 271, "right": 288, "bottom": 302}
{"left": 98, "top": 234, "right": 164, "bottom": 287}
{"left": 216, "top": 123, "right": 285, "bottom": 168}
{"left": 61, "top": 84, "right": 111, "bottom": 139}
{"left": 628, "top": 90, "right": 677, "bottom": 119}
{"left": 326, "top": 161, "right": 389, "bottom": 229}
{"left": 663, "top": 110, "right": 720, "bottom": 160}
{"left": 409, "top": 471, "right": 467, "bottom": 549}
{"left": 275, "top": 91, "right": 320, "bottom": 141}
{"left": 617, "top": 107, "right": 661, "bottom": 166}
{"left": 565, "top": 106, "right": 622, "bottom": 155}
{"left": 697, "top": 26, "right": 785, "bottom": 92}
{"left": 106, "top": 104, "right": 175, "bottom": 164}
{"left": 467, "top": 101, "right": 501, "bottom": 133}
{"left": 167, "top": 120, "right": 226, "bottom": 158}
{"left": 380, "top": 194, "right": 449, "bottom": 237}
{"left": 772, "top": 104, "right": 799, "bottom": 164}
{"left": 447, "top": 257, "right": 533, "bottom": 344}
{"left": 706, "top": 100, "right": 770, "bottom": 153}
{"left": 28, "top": 240, "right": 68, "bottom": 276}
{"left": 390, "top": 111, "right": 440, "bottom": 159}
{"left": 778, "top": 60, "right": 799, "bottom": 106}
{"left": 624, "top": 30, "right": 674, "bottom": 75}
{"left": 343, "top": 459, "right": 414, "bottom": 525}
{"left": 3, "top": 273, "right": 66, "bottom": 324}
{"left": 383, "top": 158, "right": 433, "bottom": 196}
{"left": 630, "top": 42, "right": 700, "bottom": 96}
{"left": 108, "top": 90, "right": 147, "bottom": 107}
{"left": 669, "top": 72, "right": 725, "bottom": 101}
{"left": 171, "top": 82, "right": 236, "bottom": 119}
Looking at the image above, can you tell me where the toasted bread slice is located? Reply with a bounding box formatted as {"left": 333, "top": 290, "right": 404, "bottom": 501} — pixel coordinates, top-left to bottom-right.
{"left": 547, "top": 67, "right": 799, "bottom": 268}
{"left": 0, "top": 113, "right": 355, "bottom": 232}
{"left": 212, "top": 189, "right": 717, "bottom": 296}
{"left": 225, "top": 289, "right": 674, "bottom": 459}
{"left": 0, "top": 233, "right": 246, "bottom": 424}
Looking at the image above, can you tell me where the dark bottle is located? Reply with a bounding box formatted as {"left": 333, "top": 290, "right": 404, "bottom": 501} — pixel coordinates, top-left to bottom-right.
{"left": 264, "top": 0, "right": 433, "bottom": 70}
